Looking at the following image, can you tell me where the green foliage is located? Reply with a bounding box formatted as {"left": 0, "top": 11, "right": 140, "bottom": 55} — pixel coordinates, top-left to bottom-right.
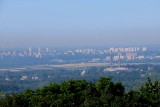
{"left": 0, "top": 94, "right": 28, "bottom": 107}
{"left": 0, "top": 77, "right": 160, "bottom": 107}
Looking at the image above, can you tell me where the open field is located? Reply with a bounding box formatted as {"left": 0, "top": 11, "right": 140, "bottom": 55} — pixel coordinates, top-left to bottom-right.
{"left": 49, "top": 62, "right": 110, "bottom": 68}
{"left": 1, "top": 62, "right": 160, "bottom": 72}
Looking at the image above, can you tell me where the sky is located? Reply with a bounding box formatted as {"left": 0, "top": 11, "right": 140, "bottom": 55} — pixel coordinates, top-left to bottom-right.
{"left": 0, "top": 0, "right": 160, "bottom": 47}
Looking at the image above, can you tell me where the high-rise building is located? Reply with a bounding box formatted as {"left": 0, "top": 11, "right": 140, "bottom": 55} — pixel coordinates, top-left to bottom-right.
{"left": 46, "top": 48, "right": 49, "bottom": 52}
{"left": 28, "top": 47, "right": 32, "bottom": 56}
{"left": 118, "top": 50, "right": 121, "bottom": 67}
{"left": 142, "top": 47, "right": 147, "bottom": 51}
{"left": 110, "top": 50, "right": 113, "bottom": 68}
{"left": 36, "top": 47, "right": 42, "bottom": 58}
{"left": 110, "top": 48, "right": 114, "bottom": 52}
{"left": 28, "top": 47, "right": 32, "bottom": 52}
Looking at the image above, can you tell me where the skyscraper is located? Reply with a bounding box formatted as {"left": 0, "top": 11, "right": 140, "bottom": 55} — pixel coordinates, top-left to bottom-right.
{"left": 28, "top": 47, "right": 32, "bottom": 56}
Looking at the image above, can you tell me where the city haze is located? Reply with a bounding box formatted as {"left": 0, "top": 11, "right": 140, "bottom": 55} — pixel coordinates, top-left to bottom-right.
{"left": 0, "top": 0, "right": 160, "bottom": 47}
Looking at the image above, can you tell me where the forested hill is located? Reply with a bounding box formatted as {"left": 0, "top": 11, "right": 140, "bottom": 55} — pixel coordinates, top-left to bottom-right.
{"left": 0, "top": 77, "right": 160, "bottom": 107}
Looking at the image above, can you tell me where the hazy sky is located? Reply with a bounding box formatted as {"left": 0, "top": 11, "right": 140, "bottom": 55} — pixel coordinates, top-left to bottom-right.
{"left": 0, "top": 0, "right": 160, "bottom": 47}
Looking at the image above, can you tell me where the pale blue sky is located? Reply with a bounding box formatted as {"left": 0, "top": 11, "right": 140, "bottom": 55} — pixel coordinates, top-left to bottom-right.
{"left": 0, "top": 0, "right": 160, "bottom": 47}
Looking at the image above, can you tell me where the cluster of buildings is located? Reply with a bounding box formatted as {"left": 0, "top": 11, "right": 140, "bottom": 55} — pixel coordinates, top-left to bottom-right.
{"left": 0, "top": 46, "right": 150, "bottom": 62}
{"left": 103, "top": 47, "right": 147, "bottom": 61}
{"left": 105, "top": 52, "right": 145, "bottom": 61}
{"left": 0, "top": 47, "right": 51, "bottom": 58}
{"left": 109, "top": 47, "right": 147, "bottom": 52}
{"left": 5, "top": 75, "right": 39, "bottom": 81}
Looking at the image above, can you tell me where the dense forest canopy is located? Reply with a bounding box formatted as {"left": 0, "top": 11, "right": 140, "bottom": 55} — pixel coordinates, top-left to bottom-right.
{"left": 1, "top": 77, "right": 160, "bottom": 107}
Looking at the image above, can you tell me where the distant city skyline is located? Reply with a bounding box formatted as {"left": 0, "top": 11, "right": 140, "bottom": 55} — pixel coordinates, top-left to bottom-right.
{"left": 0, "top": 0, "right": 160, "bottom": 47}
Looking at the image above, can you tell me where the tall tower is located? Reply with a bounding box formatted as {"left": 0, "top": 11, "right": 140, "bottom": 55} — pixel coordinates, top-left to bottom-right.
{"left": 36, "top": 47, "right": 42, "bottom": 58}
{"left": 46, "top": 48, "right": 49, "bottom": 52}
{"left": 118, "top": 49, "right": 121, "bottom": 68}
{"left": 28, "top": 47, "right": 32, "bottom": 56}
{"left": 110, "top": 50, "right": 113, "bottom": 68}
{"left": 28, "top": 47, "right": 32, "bottom": 52}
